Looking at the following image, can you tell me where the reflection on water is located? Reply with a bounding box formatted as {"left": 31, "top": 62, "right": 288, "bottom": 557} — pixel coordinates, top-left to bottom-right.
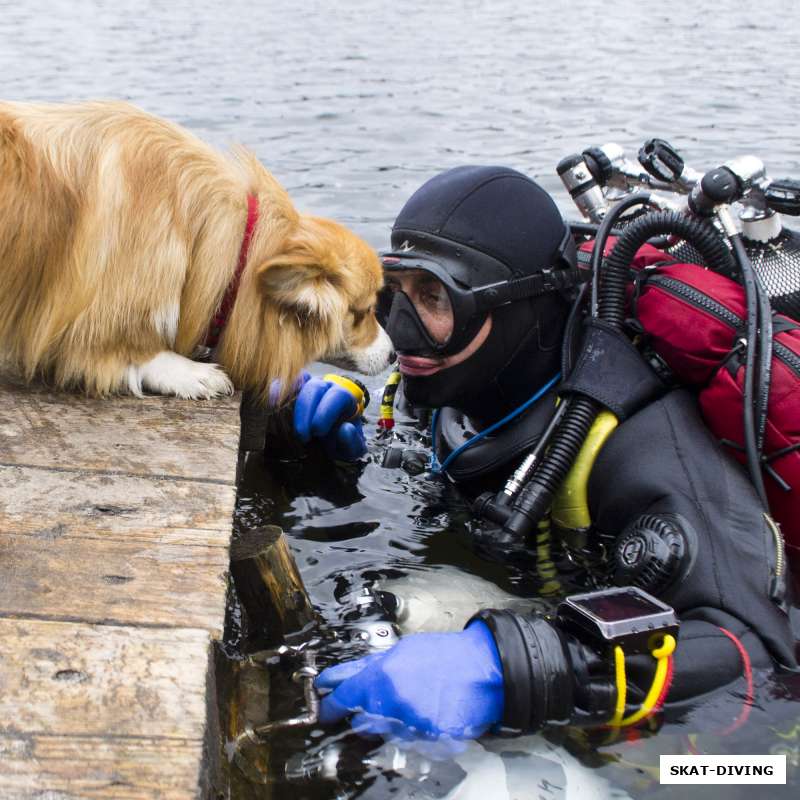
{"left": 3, "top": 0, "right": 800, "bottom": 796}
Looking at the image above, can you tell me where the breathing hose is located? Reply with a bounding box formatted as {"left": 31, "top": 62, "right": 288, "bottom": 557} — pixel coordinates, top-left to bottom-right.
{"left": 599, "top": 210, "right": 736, "bottom": 326}
{"left": 500, "top": 205, "right": 736, "bottom": 543}
{"left": 729, "top": 233, "right": 770, "bottom": 507}
{"left": 607, "top": 211, "right": 768, "bottom": 506}
{"left": 735, "top": 233, "right": 773, "bottom": 458}
{"left": 590, "top": 194, "right": 657, "bottom": 316}
{"left": 499, "top": 196, "right": 649, "bottom": 539}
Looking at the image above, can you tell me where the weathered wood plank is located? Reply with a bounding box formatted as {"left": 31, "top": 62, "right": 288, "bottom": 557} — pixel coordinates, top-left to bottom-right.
{"left": 0, "top": 464, "right": 234, "bottom": 546}
{"left": 0, "top": 532, "right": 228, "bottom": 632}
{"left": 0, "top": 734, "right": 204, "bottom": 800}
{"left": 0, "top": 373, "right": 241, "bottom": 797}
{"left": 0, "top": 619, "right": 210, "bottom": 740}
{"left": 0, "top": 375, "right": 241, "bottom": 481}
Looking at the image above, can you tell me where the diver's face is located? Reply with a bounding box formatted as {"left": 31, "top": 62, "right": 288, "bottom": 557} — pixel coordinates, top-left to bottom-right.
{"left": 380, "top": 267, "right": 492, "bottom": 377}
{"left": 382, "top": 269, "right": 454, "bottom": 345}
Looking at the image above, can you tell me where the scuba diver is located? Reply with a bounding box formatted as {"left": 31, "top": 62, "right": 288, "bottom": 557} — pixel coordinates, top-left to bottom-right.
{"left": 291, "top": 165, "right": 798, "bottom": 740}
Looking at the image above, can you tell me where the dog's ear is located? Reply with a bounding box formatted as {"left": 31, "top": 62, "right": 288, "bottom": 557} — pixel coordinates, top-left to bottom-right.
{"left": 257, "top": 256, "right": 344, "bottom": 322}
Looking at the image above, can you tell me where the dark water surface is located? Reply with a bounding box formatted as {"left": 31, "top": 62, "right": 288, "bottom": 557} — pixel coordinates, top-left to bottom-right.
{"left": 3, "top": 1, "right": 800, "bottom": 797}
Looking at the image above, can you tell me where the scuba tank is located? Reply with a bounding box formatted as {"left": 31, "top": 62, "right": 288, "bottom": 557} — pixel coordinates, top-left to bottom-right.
{"left": 337, "top": 566, "right": 544, "bottom": 636}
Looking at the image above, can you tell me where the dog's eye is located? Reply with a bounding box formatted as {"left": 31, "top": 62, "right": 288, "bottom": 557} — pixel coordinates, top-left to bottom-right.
{"left": 351, "top": 308, "right": 369, "bottom": 325}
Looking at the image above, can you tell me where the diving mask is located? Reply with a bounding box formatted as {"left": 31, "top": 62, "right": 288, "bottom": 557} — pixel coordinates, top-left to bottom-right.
{"left": 378, "top": 230, "right": 587, "bottom": 359}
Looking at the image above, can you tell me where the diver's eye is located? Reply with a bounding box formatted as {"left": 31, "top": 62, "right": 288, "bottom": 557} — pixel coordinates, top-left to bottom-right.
{"left": 417, "top": 281, "right": 449, "bottom": 313}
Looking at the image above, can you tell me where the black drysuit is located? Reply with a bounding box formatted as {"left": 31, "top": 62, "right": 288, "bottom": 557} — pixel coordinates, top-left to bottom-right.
{"left": 438, "top": 388, "right": 798, "bottom": 733}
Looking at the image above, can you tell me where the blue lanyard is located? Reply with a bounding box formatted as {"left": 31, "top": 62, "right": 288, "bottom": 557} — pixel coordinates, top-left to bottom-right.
{"left": 429, "top": 373, "right": 561, "bottom": 475}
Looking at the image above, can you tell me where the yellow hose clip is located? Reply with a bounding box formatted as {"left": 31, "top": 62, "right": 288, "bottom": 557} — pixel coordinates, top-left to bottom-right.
{"left": 608, "top": 632, "right": 677, "bottom": 728}
{"left": 323, "top": 374, "right": 366, "bottom": 418}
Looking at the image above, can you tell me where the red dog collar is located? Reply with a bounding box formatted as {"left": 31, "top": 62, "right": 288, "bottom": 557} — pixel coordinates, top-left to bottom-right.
{"left": 205, "top": 193, "right": 259, "bottom": 348}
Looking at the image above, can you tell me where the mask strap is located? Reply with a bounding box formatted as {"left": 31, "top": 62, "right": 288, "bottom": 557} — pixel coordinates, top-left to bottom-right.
{"left": 473, "top": 267, "right": 591, "bottom": 312}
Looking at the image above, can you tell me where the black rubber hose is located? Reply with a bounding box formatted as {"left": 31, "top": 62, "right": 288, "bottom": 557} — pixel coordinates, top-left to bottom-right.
{"left": 755, "top": 277, "right": 773, "bottom": 453}
{"left": 561, "top": 282, "right": 589, "bottom": 376}
{"left": 568, "top": 221, "right": 625, "bottom": 239}
{"left": 590, "top": 194, "right": 654, "bottom": 316}
{"left": 502, "top": 395, "right": 599, "bottom": 539}
{"left": 502, "top": 199, "right": 652, "bottom": 537}
{"left": 605, "top": 215, "right": 768, "bottom": 508}
{"left": 742, "top": 239, "right": 773, "bottom": 456}
{"left": 500, "top": 198, "right": 654, "bottom": 542}
{"left": 730, "top": 234, "right": 770, "bottom": 507}
{"left": 600, "top": 210, "right": 736, "bottom": 327}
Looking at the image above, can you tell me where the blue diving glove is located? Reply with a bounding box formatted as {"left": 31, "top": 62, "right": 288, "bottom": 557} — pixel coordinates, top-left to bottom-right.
{"left": 293, "top": 373, "right": 367, "bottom": 461}
{"left": 315, "top": 621, "right": 504, "bottom": 740}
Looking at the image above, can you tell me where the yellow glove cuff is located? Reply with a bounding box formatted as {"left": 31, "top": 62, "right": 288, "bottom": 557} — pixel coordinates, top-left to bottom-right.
{"left": 323, "top": 373, "right": 366, "bottom": 417}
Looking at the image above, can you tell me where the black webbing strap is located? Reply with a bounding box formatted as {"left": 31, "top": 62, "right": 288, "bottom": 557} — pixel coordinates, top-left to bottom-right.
{"left": 474, "top": 267, "right": 591, "bottom": 310}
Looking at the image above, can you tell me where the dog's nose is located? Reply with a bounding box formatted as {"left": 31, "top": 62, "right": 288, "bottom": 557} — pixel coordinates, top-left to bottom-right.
{"left": 388, "top": 349, "right": 397, "bottom": 364}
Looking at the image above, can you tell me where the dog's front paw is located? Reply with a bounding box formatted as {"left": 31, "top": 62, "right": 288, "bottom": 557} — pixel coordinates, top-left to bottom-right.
{"left": 133, "top": 352, "right": 235, "bottom": 399}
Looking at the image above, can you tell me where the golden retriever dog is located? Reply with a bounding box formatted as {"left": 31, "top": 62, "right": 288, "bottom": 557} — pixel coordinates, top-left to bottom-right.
{"left": 0, "top": 100, "right": 394, "bottom": 402}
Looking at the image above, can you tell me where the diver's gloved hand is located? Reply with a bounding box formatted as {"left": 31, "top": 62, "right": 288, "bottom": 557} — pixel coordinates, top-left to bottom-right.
{"left": 293, "top": 372, "right": 367, "bottom": 461}
{"left": 315, "top": 621, "right": 504, "bottom": 740}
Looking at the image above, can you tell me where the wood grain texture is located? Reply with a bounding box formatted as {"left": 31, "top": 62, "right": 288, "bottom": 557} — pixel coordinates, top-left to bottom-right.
{"left": 0, "top": 532, "right": 228, "bottom": 631}
{"left": 0, "top": 619, "right": 211, "bottom": 739}
{"left": 230, "top": 526, "right": 317, "bottom": 641}
{"left": 0, "top": 374, "right": 241, "bottom": 482}
{"left": 0, "top": 373, "right": 242, "bottom": 797}
{"left": 0, "top": 464, "right": 235, "bottom": 545}
{"left": 0, "top": 733, "right": 204, "bottom": 800}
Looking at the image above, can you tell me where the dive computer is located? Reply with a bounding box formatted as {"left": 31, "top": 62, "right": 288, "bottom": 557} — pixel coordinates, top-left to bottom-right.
{"left": 556, "top": 586, "right": 679, "bottom": 655}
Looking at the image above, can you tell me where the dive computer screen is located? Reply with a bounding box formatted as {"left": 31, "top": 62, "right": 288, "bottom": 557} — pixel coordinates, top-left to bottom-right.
{"left": 572, "top": 590, "right": 666, "bottom": 622}
{"left": 557, "top": 586, "right": 679, "bottom": 653}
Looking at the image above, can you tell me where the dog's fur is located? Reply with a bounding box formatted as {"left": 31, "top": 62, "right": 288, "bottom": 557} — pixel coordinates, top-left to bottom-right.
{"left": 0, "top": 100, "right": 393, "bottom": 401}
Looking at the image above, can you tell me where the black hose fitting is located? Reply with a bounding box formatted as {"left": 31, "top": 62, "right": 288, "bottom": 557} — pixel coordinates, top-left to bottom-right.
{"left": 472, "top": 492, "right": 513, "bottom": 525}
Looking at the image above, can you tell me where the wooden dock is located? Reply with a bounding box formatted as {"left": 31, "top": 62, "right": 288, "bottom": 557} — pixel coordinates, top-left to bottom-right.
{"left": 0, "top": 373, "right": 241, "bottom": 799}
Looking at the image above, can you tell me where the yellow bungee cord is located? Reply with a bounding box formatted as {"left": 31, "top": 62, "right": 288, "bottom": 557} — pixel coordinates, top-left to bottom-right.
{"left": 608, "top": 633, "right": 677, "bottom": 728}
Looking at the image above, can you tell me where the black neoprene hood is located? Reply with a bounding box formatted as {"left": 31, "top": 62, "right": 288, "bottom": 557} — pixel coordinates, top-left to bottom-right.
{"left": 382, "top": 165, "right": 577, "bottom": 414}
{"left": 385, "top": 165, "right": 575, "bottom": 283}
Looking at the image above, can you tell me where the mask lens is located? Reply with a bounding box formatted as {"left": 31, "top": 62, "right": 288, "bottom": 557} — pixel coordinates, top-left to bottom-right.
{"left": 380, "top": 269, "right": 454, "bottom": 346}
